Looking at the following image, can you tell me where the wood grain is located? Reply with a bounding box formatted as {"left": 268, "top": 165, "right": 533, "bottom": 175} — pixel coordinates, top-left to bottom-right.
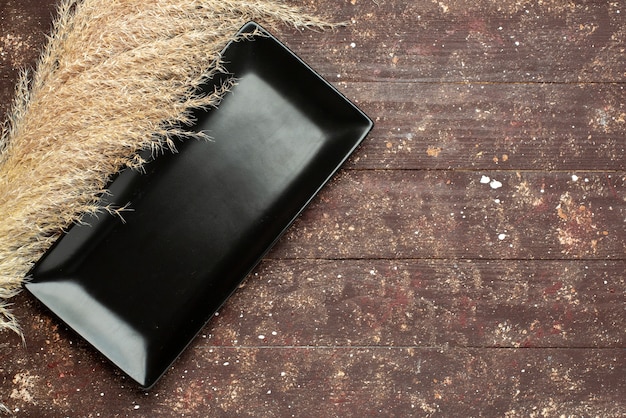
{"left": 207, "top": 259, "right": 626, "bottom": 349}
{"left": 1, "top": 331, "right": 624, "bottom": 417}
{"left": 281, "top": 0, "right": 626, "bottom": 83}
{"left": 342, "top": 82, "right": 626, "bottom": 171}
{"left": 272, "top": 170, "right": 626, "bottom": 260}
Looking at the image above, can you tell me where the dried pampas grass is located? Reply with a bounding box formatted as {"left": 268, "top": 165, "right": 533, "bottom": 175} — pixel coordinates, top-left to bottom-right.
{"left": 0, "top": 0, "right": 333, "bottom": 334}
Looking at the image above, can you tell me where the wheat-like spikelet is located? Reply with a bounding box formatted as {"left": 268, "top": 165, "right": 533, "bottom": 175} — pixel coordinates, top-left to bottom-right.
{"left": 0, "top": 0, "right": 333, "bottom": 335}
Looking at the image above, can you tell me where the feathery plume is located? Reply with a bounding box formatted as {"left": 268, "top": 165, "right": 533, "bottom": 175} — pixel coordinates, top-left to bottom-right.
{"left": 0, "top": 0, "right": 333, "bottom": 334}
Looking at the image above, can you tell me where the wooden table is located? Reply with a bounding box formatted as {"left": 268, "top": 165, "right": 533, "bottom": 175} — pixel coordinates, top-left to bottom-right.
{"left": 1, "top": 0, "right": 624, "bottom": 416}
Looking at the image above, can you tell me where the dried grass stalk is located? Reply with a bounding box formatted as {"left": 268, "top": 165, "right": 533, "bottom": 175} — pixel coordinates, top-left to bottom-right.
{"left": 0, "top": 0, "right": 333, "bottom": 334}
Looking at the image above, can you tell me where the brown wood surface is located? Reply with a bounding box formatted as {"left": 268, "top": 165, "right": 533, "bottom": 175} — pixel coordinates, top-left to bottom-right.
{"left": 343, "top": 82, "right": 626, "bottom": 170}
{"left": 1, "top": 0, "right": 625, "bottom": 417}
